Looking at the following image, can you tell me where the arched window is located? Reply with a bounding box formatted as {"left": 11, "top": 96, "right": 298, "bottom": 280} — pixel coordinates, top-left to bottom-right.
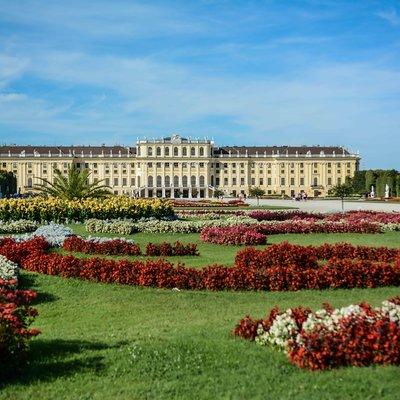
{"left": 148, "top": 176, "right": 153, "bottom": 187}
{"left": 165, "top": 176, "right": 171, "bottom": 187}
{"left": 191, "top": 175, "right": 196, "bottom": 186}
{"left": 211, "top": 175, "right": 214, "bottom": 186}
{"left": 156, "top": 175, "right": 162, "bottom": 187}
{"left": 182, "top": 147, "right": 187, "bottom": 156}
{"left": 156, "top": 147, "right": 161, "bottom": 156}
{"left": 182, "top": 175, "right": 188, "bottom": 187}
{"left": 199, "top": 175, "right": 205, "bottom": 186}
{"left": 173, "top": 175, "right": 179, "bottom": 187}
{"left": 165, "top": 147, "right": 170, "bottom": 156}
{"left": 190, "top": 147, "right": 196, "bottom": 156}
{"left": 199, "top": 147, "right": 204, "bottom": 156}
{"left": 27, "top": 177, "right": 33, "bottom": 188}
{"left": 148, "top": 147, "right": 153, "bottom": 156}
{"left": 173, "top": 147, "right": 179, "bottom": 156}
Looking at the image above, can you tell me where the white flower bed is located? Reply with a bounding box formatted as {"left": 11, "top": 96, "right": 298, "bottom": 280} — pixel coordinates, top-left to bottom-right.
{"left": 85, "top": 216, "right": 257, "bottom": 235}
{"left": 256, "top": 300, "right": 400, "bottom": 352}
{"left": 86, "top": 236, "right": 135, "bottom": 244}
{"left": 13, "top": 223, "right": 73, "bottom": 247}
{"left": 0, "top": 254, "right": 19, "bottom": 283}
{"left": 0, "top": 219, "right": 38, "bottom": 234}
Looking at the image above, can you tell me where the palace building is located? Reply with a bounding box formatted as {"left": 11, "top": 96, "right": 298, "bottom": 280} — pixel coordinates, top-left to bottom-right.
{"left": 0, "top": 134, "right": 360, "bottom": 198}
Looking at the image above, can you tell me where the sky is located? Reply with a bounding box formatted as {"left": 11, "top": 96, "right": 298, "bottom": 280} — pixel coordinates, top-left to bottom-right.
{"left": 0, "top": 0, "right": 399, "bottom": 169}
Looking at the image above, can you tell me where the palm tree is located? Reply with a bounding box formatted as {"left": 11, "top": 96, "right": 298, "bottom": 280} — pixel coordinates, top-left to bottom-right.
{"left": 33, "top": 165, "right": 111, "bottom": 200}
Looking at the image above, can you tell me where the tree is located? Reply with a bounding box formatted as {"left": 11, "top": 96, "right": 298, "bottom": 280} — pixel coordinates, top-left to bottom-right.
{"left": 348, "top": 170, "right": 366, "bottom": 195}
{"left": 0, "top": 171, "right": 17, "bottom": 197}
{"left": 249, "top": 186, "right": 265, "bottom": 206}
{"left": 33, "top": 165, "right": 111, "bottom": 200}
{"left": 328, "top": 183, "right": 354, "bottom": 211}
{"left": 364, "top": 170, "right": 376, "bottom": 193}
{"left": 213, "top": 189, "right": 224, "bottom": 199}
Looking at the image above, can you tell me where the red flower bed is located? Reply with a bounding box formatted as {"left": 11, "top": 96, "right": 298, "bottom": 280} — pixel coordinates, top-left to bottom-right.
{"left": 234, "top": 297, "right": 400, "bottom": 370}
{"left": 248, "top": 210, "right": 325, "bottom": 221}
{"left": 145, "top": 241, "right": 199, "bottom": 256}
{"left": 247, "top": 210, "right": 400, "bottom": 224}
{"left": 254, "top": 220, "right": 381, "bottom": 235}
{"left": 173, "top": 199, "right": 248, "bottom": 208}
{"left": 0, "top": 279, "right": 40, "bottom": 375}
{"left": 63, "top": 236, "right": 141, "bottom": 256}
{"left": 200, "top": 226, "right": 267, "bottom": 245}
{"left": 1, "top": 239, "right": 399, "bottom": 292}
{"left": 62, "top": 236, "right": 199, "bottom": 257}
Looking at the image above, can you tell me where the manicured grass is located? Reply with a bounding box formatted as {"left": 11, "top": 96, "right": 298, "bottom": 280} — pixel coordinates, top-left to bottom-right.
{"left": 1, "top": 273, "right": 399, "bottom": 400}
{"left": 68, "top": 224, "right": 400, "bottom": 268}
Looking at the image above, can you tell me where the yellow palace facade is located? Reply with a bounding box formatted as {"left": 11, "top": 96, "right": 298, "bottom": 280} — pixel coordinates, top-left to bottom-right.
{"left": 0, "top": 134, "right": 360, "bottom": 198}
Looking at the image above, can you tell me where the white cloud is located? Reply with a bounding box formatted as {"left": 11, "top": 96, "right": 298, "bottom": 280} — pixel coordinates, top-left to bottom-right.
{"left": 376, "top": 9, "right": 400, "bottom": 25}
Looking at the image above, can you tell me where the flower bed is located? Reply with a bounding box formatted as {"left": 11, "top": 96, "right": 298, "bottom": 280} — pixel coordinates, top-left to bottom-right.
{"left": 0, "top": 197, "right": 174, "bottom": 222}
{"left": 173, "top": 199, "right": 248, "bottom": 208}
{"left": 0, "top": 220, "right": 38, "bottom": 234}
{"left": 85, "top": 216, "right": 256, "bottom": 235}
{"left": 247, "top": 210, "right": 325, "bottom": 221}
{"left": 0, "top": 279, "right": 40, "bottom": 375}
{"left": 2, "top": 238, "right": 399, "bottom": 292}
{"left": 62, "top": 236, "right": 199, "bottom": 257}
{"left": 234, "top": 296, "right": 400, "bottom": 370}
{"left": 200, "top": 226, "right": 267, "bottom": 245}
{"left": 63, "top": 236, "right": 141, "bottom": 256}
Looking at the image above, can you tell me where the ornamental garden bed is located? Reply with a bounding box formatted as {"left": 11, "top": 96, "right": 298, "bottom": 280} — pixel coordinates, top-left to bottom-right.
{"left": 234, "top": 296, "right": 400, "bottom": 370}
{"left": 1, "top": 237, "right": 399, "bottom": 292}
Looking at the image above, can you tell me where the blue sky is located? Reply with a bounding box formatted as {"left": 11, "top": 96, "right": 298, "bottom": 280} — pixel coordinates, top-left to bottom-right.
{"left": 0, "top": 0, "right": 399, "bottom": 168}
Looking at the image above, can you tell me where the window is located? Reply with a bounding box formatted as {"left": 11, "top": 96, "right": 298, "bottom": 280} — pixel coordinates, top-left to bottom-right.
{"left": 199, "top": 162, "right": 204, "bottom": 167}
{"left": 174, "top": 147, "right": 178, "bottom": 156}
{"left": 182, "top": 176, "right": 188, "bottom": 187}
{"left": 156, "top": 147, "right": 161, "bottom": 156}
{"left": 259, "top": 178, "right": 263, "bottom": 185}
{"left": 27, "top": 178, "right": 33, "bottom": 188}
{"left": 300, "top": 178, "right": 304, "bottom": 186}
{"left": 165, "top": 176, "right": 171, "bottom": 187}
{"left": 147, "top": 176, "right": 153, "bottom": 187}
{"left": 199, "top": 147, "right": 204, "bottom": 156}
{"left": 114, "top": 178, "right": 119, "bottom": 186}
{"left": 173, "top": 175, "right": 179, "bottom": 186}
{"left": 251, "top": 178, "right": 255, "bottom": 185}
{"left": 156, "top": 162, "right": 161, "bottom": 168}
{"left": 232, "top": 178, "right": 237, "bottom": 185}
{"left": 191, "top": 175, "right": 196, "bottom": 186}
{"left": 267, "top": 178, "right": 272, "bottom": 185}
{"left": 328, "top": 178, "right": 332, "bottom": 185}
{"left": 313, "top": 177, "right": 318, "bottom": 186}
{"left": 290, "top": 178, "right": 295, "bottom": 186}
{"left": 131, "top": 177, "right": 135, "bottom": 186}
{"left": 156, "top": 176, "right": 162, "bottom": 187}
{"left": 338, "top": 177, "right": 342, "bottom": 185}
{"left": 191, "top": 147, "right": 195, "bottom": 156}
{"left": 216, "top": 177, "right": 220, "bottom": 185}
{"left": 122, "top": 178, "right": 127, "bottom": 186}
{"left": 280, "top": 178, "right": 285, "bottom": 186}
{"left": 165, "top": 147, "right": 170, "bottom": 156}
{"left": 183, "top": 147, "right": 187, "bottom": 156}
{"left": 240, "top": 178, "right": 245, "bottom": 185}
{"left": 148, "top": 147, "right": 153, "bottom": 156}
{"left": 224, "top": 178, "right": 228, "bottom": 185}
{"left": 105, "top": 178, "right": 110, "bottom": 186}
{"left": 147, "top": 162, "right": 152, "bottom": 167}
{"left": 210, "top": 175, "right": 214, "bottom": 186}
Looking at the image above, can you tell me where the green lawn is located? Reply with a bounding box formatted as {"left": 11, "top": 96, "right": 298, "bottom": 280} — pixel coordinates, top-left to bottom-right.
{"left": 2, "top": 227, "right": 400, "bottom": 399}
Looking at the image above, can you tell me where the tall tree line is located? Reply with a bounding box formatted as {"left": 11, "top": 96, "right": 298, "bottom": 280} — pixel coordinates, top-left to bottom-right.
{"left": 348, "top": 169, "right": 400, "bottom": 197}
